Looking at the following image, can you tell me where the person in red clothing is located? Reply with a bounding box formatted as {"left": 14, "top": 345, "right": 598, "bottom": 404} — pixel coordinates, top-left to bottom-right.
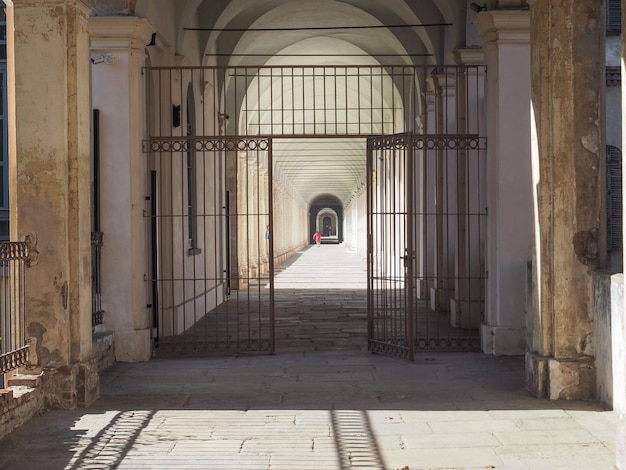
{"left": 313, "top": 230, "right": 322, "bottom": 247}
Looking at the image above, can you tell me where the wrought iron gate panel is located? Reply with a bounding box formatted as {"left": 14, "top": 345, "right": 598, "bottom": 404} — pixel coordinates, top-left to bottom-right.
{"left": 412, "top": 135, "right": 486, "bottom": 352}
{"left": 368, "top": 133, "right": 486, "bottom": 357}
{"left": 144, "top": 137, "right": 274, "bottom": 355}
{"left": 367, "top": 133, "right": 414, "bottom": 360}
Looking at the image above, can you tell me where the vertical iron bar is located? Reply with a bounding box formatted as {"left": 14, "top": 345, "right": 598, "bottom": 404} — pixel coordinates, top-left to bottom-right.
{"left": 268, "top": 139, "right": 275, "bottom": 353}
{"left": 151, "top": 170, "right": 159, "bottom": 344}
{"left": 93, "top": 109, "right": 101, "bottom": 233}
{"left": 366, "top": 139, "right": 373, "bottom": 346}
{"left": 406, "top": 132, "right": 414, "bottom": 361}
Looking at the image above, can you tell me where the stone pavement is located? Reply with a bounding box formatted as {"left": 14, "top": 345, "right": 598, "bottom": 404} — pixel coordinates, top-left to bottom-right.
{"left": 0, "top": 245, "right": 620, "bottom": 469}
{"left": 272, "top": 244, "right": 367, "bottom": 353}
{"left": 0, "top": 351, "right": 618, "bottom": 470}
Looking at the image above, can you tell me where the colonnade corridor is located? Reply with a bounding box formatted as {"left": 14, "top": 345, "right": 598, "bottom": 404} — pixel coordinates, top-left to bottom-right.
{"left": 273, "top": 243, "right": 368, "bottom": 353}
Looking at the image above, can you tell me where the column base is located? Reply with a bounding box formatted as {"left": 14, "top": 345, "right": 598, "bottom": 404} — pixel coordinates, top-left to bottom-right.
{"left": 430, "top": 287, "right": 451, "bottom": 312}
{"left": 41, "top": 360, "right": 100, "bottom": 409}
{"left": 114, "top": 328, "right": 152, "bottom": 362}
{"left": 525, "top": 352, "right": 595, "bottom": 400}
{"left": 416, "top": 279, "right": 430, "bottom": 300}
{"left": 481, "top": 324, "right": 526, "bottom": 355}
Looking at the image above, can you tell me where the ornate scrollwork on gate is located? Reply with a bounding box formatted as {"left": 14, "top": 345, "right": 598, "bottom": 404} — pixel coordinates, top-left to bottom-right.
{"left": 143, "top": 137, "right": 271, "bottom": 153}
{"left": 367, "top": 133, "right": 409, "bottom": 150}
{"left": 415, "top": 337, "right": 481, "bottom": 351}
{"left": 367, "top": 134, "right": 487, "bottom": 152}
{"left": 368, "top": 340, "right": 409, "bottom": 359}
{"left": 413, "top": 135, "right": 487, "bottom": 151}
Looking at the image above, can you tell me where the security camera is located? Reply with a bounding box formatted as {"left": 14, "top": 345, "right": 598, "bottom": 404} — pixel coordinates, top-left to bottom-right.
{"left": 218, "top": 112, "right": 230, "bottom": 121}
{"left": 90, "top": 53, "right": 114, "bottom": 65}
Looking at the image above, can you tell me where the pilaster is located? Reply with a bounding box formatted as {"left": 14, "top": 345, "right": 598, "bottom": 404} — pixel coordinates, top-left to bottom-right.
{"left": 89, "top": 17, "right": 156, "bottom": 362}
{"left": 474, "top": 9, "right": 532, "bottom": 355}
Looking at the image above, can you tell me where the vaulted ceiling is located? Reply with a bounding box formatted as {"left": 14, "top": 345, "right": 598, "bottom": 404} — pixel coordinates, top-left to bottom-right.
{"left": 134, "top": 0, "right": 481, "bottom": 207}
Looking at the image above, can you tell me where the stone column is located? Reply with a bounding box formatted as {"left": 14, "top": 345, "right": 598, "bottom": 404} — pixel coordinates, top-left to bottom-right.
{"left": 474, "top": 10, "right": 532, "bottom": 355}
{"left": 450, "top": 48, "right": 486, "bottom": 330}
{"left": 526, "top": 0, "right": 604, "bottom": 400}
{"left": 5, "top": 0, "right": 97, "bottom": 408}
{"left": 89, "top": 17, "right": 155, "bottom": 362}
{"left": 428, "top": 74, "right": 457, "bottom": 312}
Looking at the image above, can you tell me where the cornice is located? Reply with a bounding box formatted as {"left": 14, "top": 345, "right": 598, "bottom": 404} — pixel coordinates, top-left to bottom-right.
{"left": 89, "top": 17, "right": 159, "bottom": 51}
{"left": 473, "top": 10, "right": 530, "bottom": 43}
{"left": 451, "top": 47, "right": 485, "bottom": 65}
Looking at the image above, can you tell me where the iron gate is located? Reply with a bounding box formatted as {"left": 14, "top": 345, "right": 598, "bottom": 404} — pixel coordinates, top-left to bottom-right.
{"left": 367, "top": 133, "right": 414, "bottom": 359}
{"left": 144, "top": 136, "right": 274, "bottom": 355}
{"left": 143, "top": 64, "right": 486, "bottom": 356}
{"left": 367, "top": 132, "right": 486, "bottom": 358}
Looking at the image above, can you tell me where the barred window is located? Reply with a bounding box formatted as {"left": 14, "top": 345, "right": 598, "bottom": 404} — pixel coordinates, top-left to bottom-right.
{"left": 607, "top": 0, "right": 622, "bottom": 35}
{"left": 607, "top": 145, "right": 623, "bottom": 252}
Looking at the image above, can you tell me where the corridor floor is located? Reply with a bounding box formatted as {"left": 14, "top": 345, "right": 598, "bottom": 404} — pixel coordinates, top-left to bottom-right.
{"left": 0, "top": 245, "right": 619, "bottom": 469}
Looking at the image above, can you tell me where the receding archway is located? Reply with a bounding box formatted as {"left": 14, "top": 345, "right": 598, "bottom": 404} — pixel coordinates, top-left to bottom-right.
{"left": 309, "top": 194, "right": 344, "bottom": 245}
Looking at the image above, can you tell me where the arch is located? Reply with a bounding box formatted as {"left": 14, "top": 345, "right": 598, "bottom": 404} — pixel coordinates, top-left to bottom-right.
{"left": 309, "top": 194, "right": 344, "bottom": 244}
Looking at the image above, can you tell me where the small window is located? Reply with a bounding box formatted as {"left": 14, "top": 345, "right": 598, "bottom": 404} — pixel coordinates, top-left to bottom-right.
{"left": 607, "top": 0, "right": 622, "bottom": 35}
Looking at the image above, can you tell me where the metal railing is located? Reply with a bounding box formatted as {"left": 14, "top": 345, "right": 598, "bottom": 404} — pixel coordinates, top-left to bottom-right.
{"left": 0, "top": 241, "right": 30, "bottom": 376}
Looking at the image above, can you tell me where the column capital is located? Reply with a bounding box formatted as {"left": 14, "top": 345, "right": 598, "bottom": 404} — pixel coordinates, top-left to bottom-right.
{"left": 450, "top": 47, "right": 485, "bottom": 66}
{"left": 473, "top": 10, "right": 530, "bottom": 43}
{"left": 89, "top": 16, "right": 157, "bottom": 51}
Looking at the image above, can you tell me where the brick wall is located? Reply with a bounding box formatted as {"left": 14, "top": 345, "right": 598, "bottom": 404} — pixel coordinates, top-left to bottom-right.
{"left": 0, "top": 332, "right": 115, "bottom": 440}
{"left": 0, "top": 374, "right": 44, "bottom": 441}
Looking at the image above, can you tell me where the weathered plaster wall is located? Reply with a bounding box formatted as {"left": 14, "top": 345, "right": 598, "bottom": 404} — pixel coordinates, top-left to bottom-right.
{"left": 6, "top": 0, "right": 97, "bottom": 408}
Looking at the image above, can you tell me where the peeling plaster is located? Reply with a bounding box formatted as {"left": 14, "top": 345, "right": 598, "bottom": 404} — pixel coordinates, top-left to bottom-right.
{"left": 27, "top": 321, "right": 62, "bottom": 367}
{"left": 581, "top": 131, "right": 599, "bottom": 155}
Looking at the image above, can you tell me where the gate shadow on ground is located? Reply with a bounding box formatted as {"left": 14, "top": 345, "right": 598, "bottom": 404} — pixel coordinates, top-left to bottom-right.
{"left": 0, "top": 351, "right": 614, "bottom": 470}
